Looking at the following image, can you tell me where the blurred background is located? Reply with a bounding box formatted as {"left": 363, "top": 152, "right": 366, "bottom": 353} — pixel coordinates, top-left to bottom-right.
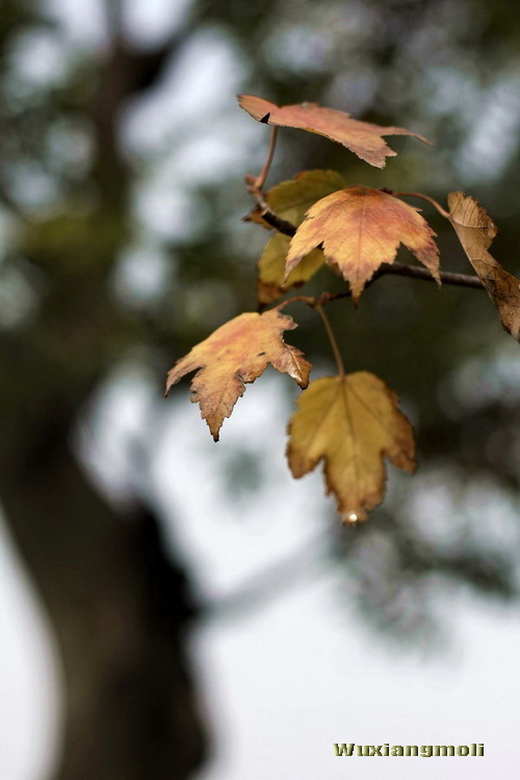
{"left": 1, "top": 0, "right": 520, "bottom": 778}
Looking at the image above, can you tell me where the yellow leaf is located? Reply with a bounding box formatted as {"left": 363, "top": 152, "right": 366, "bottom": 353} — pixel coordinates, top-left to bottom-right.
{"left": 248, "top": 171, "right": 346, "bottom": 303}
{"left": 238, "top": 94, "right": 431, "bottom": 168}
{"left": 247, "top": 169, "right": 347, "bottom": 227}
{"left": 287, "top": 373, "right": 416, "bottom": 522}
{"left": 165, "top": 310, "right": 311, "bottom": 440}
{"left": 286, "top": 186, "right": 440, "bottom": 303}
{"left": 258, "top": 234, "right": 324, "bottom": 304}
{"left": 448, "top": 191, "right": 520, "bottom": 341}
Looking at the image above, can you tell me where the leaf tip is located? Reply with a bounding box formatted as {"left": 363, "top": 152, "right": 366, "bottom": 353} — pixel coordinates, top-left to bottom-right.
{"left": 164, "top": 369, "right": 179, "bottom": 398}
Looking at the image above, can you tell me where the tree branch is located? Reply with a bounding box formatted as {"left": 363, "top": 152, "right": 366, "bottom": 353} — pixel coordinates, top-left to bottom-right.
{"left": 373, "top": 262, "right": 484, "bottom": 289}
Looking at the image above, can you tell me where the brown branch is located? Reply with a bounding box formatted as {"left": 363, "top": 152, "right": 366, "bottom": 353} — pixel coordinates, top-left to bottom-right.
{"left": 278, "top": 262, "right": 484, "bottom": 313}
{"left": 244, "top": 185, "right": 297, "bottom": 236}
{"left": 373, "top": 262, "right": 484, "bottom": 289}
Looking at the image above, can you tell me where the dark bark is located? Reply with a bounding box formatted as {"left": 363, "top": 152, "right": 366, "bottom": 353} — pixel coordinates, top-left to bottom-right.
{"left": 0, "top": 4, "right": 209, "bottom": 775}
{"left": 0, "top": 438, "right": 207, "bottom": 779}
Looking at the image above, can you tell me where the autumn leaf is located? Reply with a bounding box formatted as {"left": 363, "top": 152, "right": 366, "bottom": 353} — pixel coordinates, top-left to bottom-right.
{"left": 448, "top": 191, "right": 520, "bottom": 341}
{"left": 287, "top": 372, "right": 416, "bottom": 522}
{"left": 285, "top": 186, "right": 440, "bottom": 303}
{"left": 238, "top": 94, "right": 431, "bottom": 168}
{"left": 165, "top": 310, "right": 311, "bottom": 441}
{"left": 246, "top": 169, "right": 346, "bottom": 228}
{"left": 250, "top": 170, "right": 345, "bottom": 303}
{"left": 257, "top": 234, "right": 323, "bottom": 304}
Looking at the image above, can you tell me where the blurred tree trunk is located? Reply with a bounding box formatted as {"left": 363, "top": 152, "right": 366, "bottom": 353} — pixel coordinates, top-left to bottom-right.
{"left": 0, "top": 444, "right": 206, "bottom": 780}
{"left": 0, "top": 7, "right": 208, "bottom": 777}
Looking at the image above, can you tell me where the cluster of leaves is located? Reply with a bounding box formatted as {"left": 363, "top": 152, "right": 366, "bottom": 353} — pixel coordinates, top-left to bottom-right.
{"left": 166, "top": 95, "right": 520, "bottom": 523}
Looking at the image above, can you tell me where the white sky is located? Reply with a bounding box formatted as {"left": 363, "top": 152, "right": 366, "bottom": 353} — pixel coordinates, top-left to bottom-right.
{"left": 85, "top": 370, "right": 520, "bottom": 780}
{"left": 191, "top": 571, "right": 520, "bottom": 780}
{"left": 0, "top": 515, "right": 60, "bottom": 780}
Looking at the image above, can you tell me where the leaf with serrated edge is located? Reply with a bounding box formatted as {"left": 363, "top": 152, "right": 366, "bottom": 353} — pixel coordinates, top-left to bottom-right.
{"left": 165, "top": 310, "right": 311, "bottom": 440}
{"left": 286, "top": 186, "right": 440, "bottom": 303}
{"left": 238, "top": 94, "right": 431, "bottom": 168}
{"left": 448, "top": 191, "right": 520, "bottom": 341}
{"left": 287, "top": 373, "right": 416, "bottom": 522}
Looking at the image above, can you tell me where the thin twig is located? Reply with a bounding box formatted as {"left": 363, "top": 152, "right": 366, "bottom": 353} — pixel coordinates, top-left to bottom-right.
{"left": 247, "top": 198, "right": 297, "bottom": 236}
{"left": 374, "top": 262, "right": 483, "bottom": 288}
{"left": 245, "top": 184, "right": 296, "bottom": 236}
{"left": 278, "top": 261, "right": 483, "bottom": 313}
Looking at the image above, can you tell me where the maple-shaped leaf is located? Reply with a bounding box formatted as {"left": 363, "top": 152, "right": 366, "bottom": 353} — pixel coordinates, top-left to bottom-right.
{"left": 249, "top": 170, "right": 345, "bottom": 303}
{"left": 165, "top": 310, "right": 311, "bottom": 441}
{"left": 448, "top": 191, "right": 520, "bottom": 341}
{"left": 238, "top": 94, "right": 431, "bottom": 168}
{"left": 285, "top": 186, "right": 440, "bottom": 303}
{"left": 287, "top": 373, "right": 416, "bottom": 522}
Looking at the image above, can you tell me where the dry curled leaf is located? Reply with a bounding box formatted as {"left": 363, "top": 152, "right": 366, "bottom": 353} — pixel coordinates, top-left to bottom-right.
{"left": 238, "top": 94, "right": 431, "bottom": 168}
{"left": 448, "top": 191, "right": 520, "bottom": 341}
{"left": 250, "top": 170, "right": 345, "bottom": 303}
{"left": 165, "top": 310, "right": 311, "bottom": 440}
{"left": 287, "top": 372, "right": 416, "bottom": 522}
{"left": 285, "top": 186, "right": 440, "bottom": 303}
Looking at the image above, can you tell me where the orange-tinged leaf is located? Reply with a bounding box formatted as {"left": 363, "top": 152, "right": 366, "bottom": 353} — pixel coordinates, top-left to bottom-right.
{"left": 165, "top": 310, "right": 311, "bottom": 440}
{"left": 286, "top": 186, "right": 441, "bottom": 303}
{"left": 251, "top": 171, "right": 345, "bottom": 302}
{"left": 238, "top": 94, "right": 431, "bottom": 168}
{"left": 287, "top": 373, "right": 416, "bottom": 522}
{"left": 448, "top": 191, "right": 520, "bottom": 341}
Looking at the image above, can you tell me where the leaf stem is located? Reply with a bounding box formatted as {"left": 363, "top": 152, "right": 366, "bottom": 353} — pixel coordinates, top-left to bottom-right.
{"left": 250, "top": 126, "right": 278, "bottom": 190}
{"left": 275, "top": 295, "right": 316, "bottom": 310}
{"left": 316, "top": 304, "right": 345, "bottom": 377}
{"left": 396, "top": 191, "right": 450, "bottom": 219}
